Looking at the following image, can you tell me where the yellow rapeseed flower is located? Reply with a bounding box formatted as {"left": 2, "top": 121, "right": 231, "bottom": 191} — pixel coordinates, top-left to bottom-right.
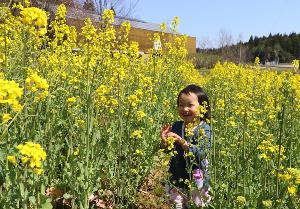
{"left": 292, "top": 59, "right": 299, "bottom": 70}
{"left": 130, "top": 130, "right": 143, "bottom": 139}
{"left": 33, "top": 168, "right": 43, "bottom": 175}
{"left": 0, "top": 78, "right": 23, "bottom": 112}
{"left": 135, "top": 149, "right": 143, "bottom": 156}
{"left": 128, "top": 94, "right": 141, "bottom": 107}
{"left": 20, "top": 7, "right": 47, "bottom": 35}
{"left": 67, "top": 97, "right": 76, "bottom": 105}
{"left": 26, "top": 73, "right": 49, "bottom": 101}
{"left": 102, "top": 9, "right": 115, "bottom": 24}
{"left": 254, "top": 57, "right": 260, "bottom": 66}
{"left": 2, "top": 113, "right": 12, "bottom": 124}
{"left": 262, "top": 199, "right": 272, "bottom": 208}
{"left": 287, "top": 185, "right": 297, "bottom": 196}
{"left": 7, "top": 155, "right": 17, "bottom": 165}
{"left": 55, "top": 4, "right": 67, "bottom": 20}
{"left": 259, "top": 153, "right": 270, "bottom": 161}
{"left": 160, "top": 22, "right": 167, "bottom": 31}
{"left": 236, "top": 196, "right": 246, "bottom": 206}
{"left": 121, "top": 21, "right": 131, "bottom": 34}
{"left": 165, "top": 136, "right": 175, "bottom": 151}
{"left": 16, "top": 141, "right": 46, "bottom": 175}
{"left": 136, "top": 110, "right": 146, "bottom": 120}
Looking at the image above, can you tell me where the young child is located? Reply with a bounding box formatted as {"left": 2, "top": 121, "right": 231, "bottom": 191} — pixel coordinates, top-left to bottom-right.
{"left": 160, "top": 84, "right": 211, "bottom": 209}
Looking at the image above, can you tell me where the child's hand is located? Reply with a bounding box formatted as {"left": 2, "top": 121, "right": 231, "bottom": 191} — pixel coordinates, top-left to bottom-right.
{"left": 160, "top": 124, "right": 182, "bottom": 142}
{"left": 160, "top": 124, "right": 172, "bottom": 149}
{"left": 160, "top": 124, "right": 172, "bottom": 140}
{"left": 160, "top": 125, "right": 187, "bottom": 151}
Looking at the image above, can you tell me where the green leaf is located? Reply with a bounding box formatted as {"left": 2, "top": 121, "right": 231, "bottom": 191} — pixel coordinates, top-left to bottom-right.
{"left": 40, "top": 184, "right": 46, "bottom": 194}
{"left": 63, "top": 193, "right": 73, "bottom": 199}
{"left": 40, "top": 202, "right": 53, "bottom": 209}
{"left": 40, "top": 196, "right": 53, "bottom": 209}
{"left": 29, "top": 196, "right": 36, "bottom": 205}
{"left": 19, "top": 182, "right": 25, "bottom": 197}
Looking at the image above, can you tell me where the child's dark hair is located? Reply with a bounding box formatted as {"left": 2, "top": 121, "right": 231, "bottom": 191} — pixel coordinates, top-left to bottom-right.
{"left": 177, "top": 84, "right": 211, "bottom": 121}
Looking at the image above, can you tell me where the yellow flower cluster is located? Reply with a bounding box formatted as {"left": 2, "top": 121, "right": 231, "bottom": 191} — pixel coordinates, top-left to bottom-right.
{"left": 81, "top": 18, "right": 97, "bottom": 42}
{"left": 20, "top": 7, "right": 47, "bottom": 35}
{"left": 55, "top": 4, "right": 67, "bottom": 21}
{"left": 185, "top": 122, "right": 197, "bottom": 137}
{"left": 254, "top": 56, "right": 260, "bottom": 66}
{"left": 163, "top": 136, "right": 175, "bottom": 152}
{"left": 49, "top": 4, "right": 77, "bottom": 49}
{"left": 130, "top": 130, "right": 143, "bottom": 139}
{"left": 236, "top": 196, "right": 246, "bottom": 206}
{"left": 135, "top": 149, "right": 144, "bottom": 156}
{"left": 257, "top": 134, "right": 286, "bottom": 161}
{"left": 127, "top": 94, "right": 141, "bottom": 108}
{"left": 289, "top": 74, "right": 300, "bottom": 110}
{"left": 0, "top": 78, "right": 23, "bottom": 112}
{"left": 278, "top": 167, "right": 300, "bottom": 196}
{"left": 2, "top": 113, "right": 12, "bottom": 124}
{"left": 7, "top": 155, "right": 17, "bottom": 165}
{"left": 159, "top": 22, "right": 167, "bottom": 31}
{"left": 292, "top": 59, "right": 299, "bottom": 71}
{"left": 95, "top": 85, "right": 118, "bottom": 112}
{"left": 197, "top": 103, "right": 208, "bottom": 119}
{"left": 121, "top": 21, "right": 131, "bottom": 34}
{"left": 66, "top": 96, "right": 77, "bottom": 106}
{"left": 136, "top": 110, "right": 146, "bottom": 121}
{"left": 170, "top": 16, "right": 179, "bottom": 32}
{"left": 286, "top": 168, "right": 300, "bottom": 184}
{"left": 16, "top": 142, "right": 46, "bottom": 175}
{"left": 287, "top": 185, "right": 297, "bottom": 196}
{"left": 262, "top": 199, "right": 272, "bottom": 208}
{"left": 25, "top": 72, "right": 49, "bottom": 101}
{"left": 101, "top": 9, "right": 115, "bottom": 24}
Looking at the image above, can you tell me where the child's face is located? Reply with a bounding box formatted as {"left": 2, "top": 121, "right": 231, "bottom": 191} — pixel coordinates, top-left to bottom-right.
{"left": 178, "top": 92, "right": 200, "bottom": 124}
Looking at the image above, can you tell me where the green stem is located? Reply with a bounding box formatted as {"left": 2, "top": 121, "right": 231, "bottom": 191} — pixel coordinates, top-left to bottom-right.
{"left": 275, "top": 101, "right": 285, "bottom": 198}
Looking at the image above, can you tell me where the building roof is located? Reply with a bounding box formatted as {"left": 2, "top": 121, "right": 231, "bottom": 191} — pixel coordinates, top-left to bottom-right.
{"left": 47, "top": 3, "right": 175, "bottom": 34}
{"left": 114, "top": 17, "right": 174, "bottom": 34}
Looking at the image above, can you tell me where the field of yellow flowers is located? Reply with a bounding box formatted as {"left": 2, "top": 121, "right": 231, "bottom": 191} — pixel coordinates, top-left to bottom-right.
{"left": 0, "top": 3, "right": 299, "bottom": 209}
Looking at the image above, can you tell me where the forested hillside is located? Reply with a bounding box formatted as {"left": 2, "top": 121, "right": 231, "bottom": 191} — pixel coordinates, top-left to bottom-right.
{"left": 248, "top": 33, "right": 300, "bottom": 63}
{"left": 195, "top": 33, "right": 300, "bottom": 68}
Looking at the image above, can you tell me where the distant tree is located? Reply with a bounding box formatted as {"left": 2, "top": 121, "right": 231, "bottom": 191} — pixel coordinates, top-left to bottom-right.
{"left": 83, "top": 0, "right": 96, "bottom": 11}
{"left": 90, "top": 0, "right": 139, "bottom": 18}
{"left": 248, "top": 35, "right": 254, "bottom": 46}
{"left": 211, "top": 32, "right": 300, "bottom": 63}
{"left": 218, "top": 28, "right": 233, "bottom": 48}
{"left": 253, "top": 36, "right": 259, "bottom": 46}
{"left": 198, "top": 36, "right": 212, "bottom": 50}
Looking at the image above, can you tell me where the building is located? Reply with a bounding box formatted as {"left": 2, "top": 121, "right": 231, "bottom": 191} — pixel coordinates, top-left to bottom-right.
{"left": 50, "top": 3, "right": 196, "bottom": 54}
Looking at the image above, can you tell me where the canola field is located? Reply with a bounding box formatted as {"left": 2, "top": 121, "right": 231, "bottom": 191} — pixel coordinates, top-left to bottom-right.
{"left": 0, "top": 3, "right": 300, "bottom": 209}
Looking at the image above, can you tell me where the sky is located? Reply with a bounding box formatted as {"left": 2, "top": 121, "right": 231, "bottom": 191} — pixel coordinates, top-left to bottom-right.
{"left": 132, "top": 0, "right": 300, "bottom": 48}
